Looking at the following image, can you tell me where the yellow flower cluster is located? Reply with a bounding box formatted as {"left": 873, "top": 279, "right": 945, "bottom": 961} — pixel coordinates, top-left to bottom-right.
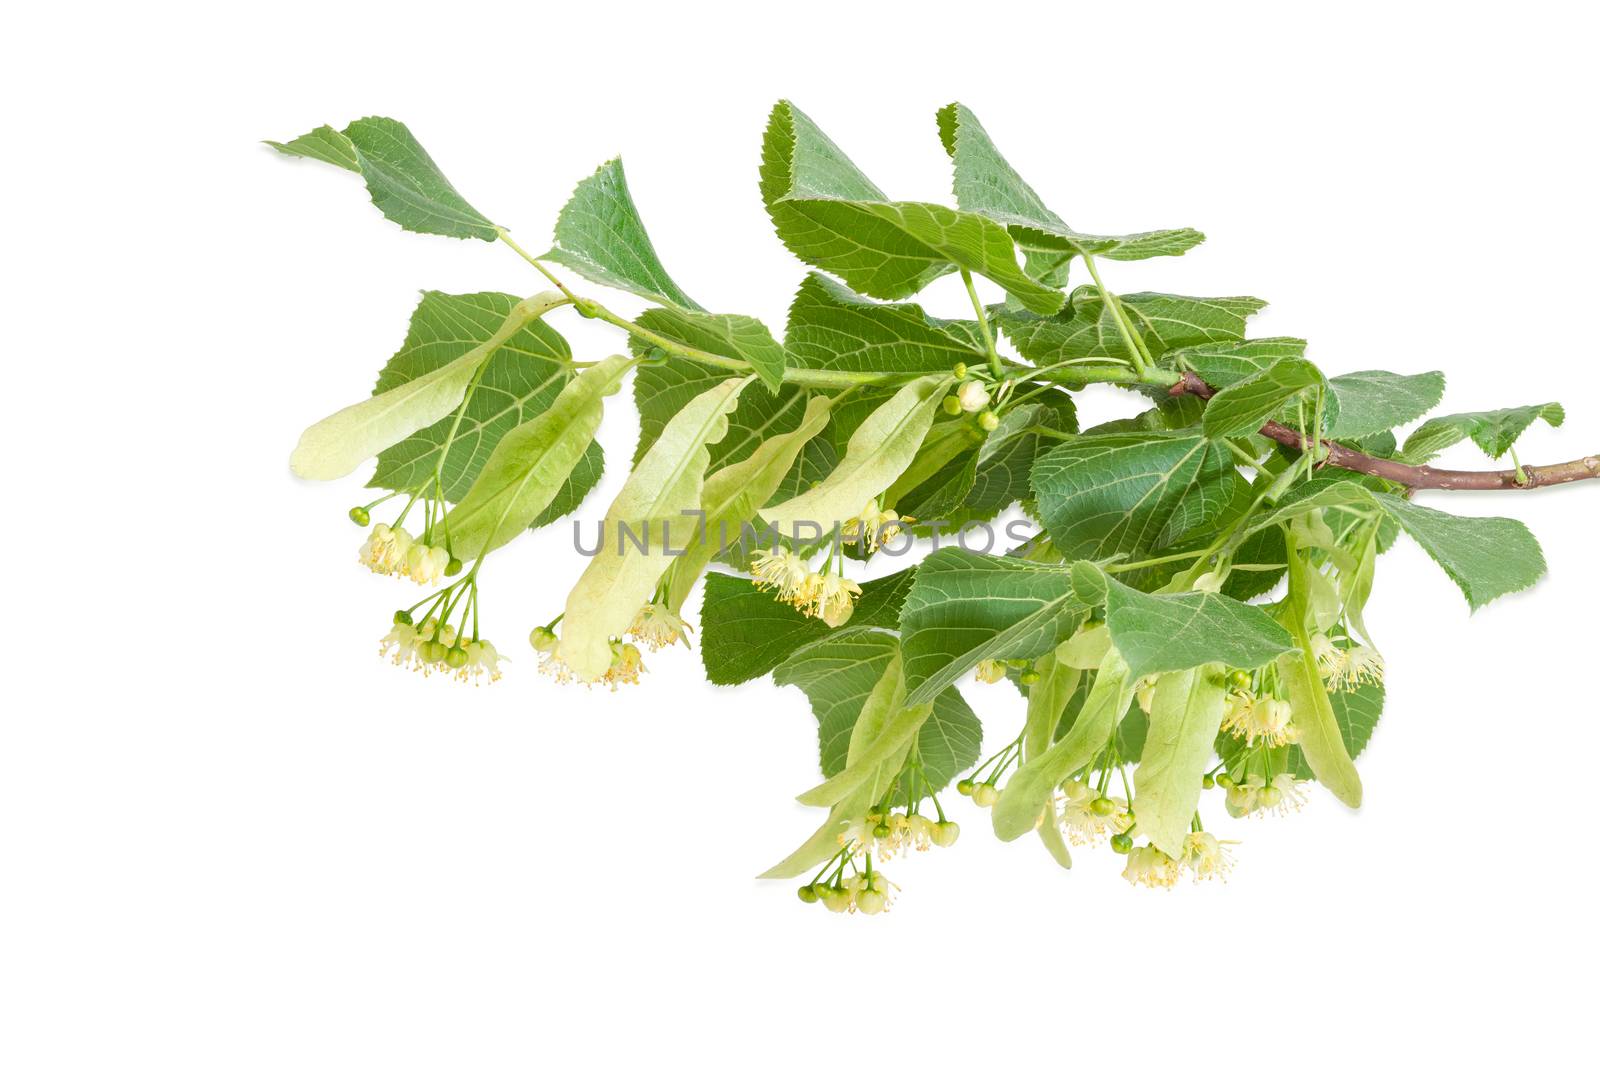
{"left": 1122, "top": 832, "right": 1236, "bottom": 888}
{"left": 814, "top": 869, "right": 896, "bottom": 915}
{"left": 627, "top": 603, "right": 692, "bottom": 651}
{"left": 534, "top": 631, "right": 645, "bottom": 691}
{"left": 1224, "top": 772, "right": 1307, "bottom": 817}
{"left": 750, "top": 547, "right": 862, "bottom": 627}
{"left": 839, "top": 811, "right": 959, "bottom": 862}
{"left": 379, "top": 619, "right": 505, "bottom": 684}
{"left": 1312, "top": 633, "right": 1386, "bottom": 691}
{"left": 1221, "top": 691, "right": 1300, "bottom": 747}
{"left": 359, "top": 523, "right": 451, "bottom": 585}
{"left": 1057, "top": 779, "right": 1133, "bottom": 846}
{"left": 840, "top": 500, "right": 911, "bottom": 554}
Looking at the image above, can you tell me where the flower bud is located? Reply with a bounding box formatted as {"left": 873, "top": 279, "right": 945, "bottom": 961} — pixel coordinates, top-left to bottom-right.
{"left": 1090, "top": 795, "right": 1117, "bottom": 817}
{"left": 393, "top": 609, "right": 414, "bottom": 626}
{"left": 953, "top": 362, "right": 968, "bottom": 379}
{"left": 1019, "top": 669, "right": 1041, "bottom": 685}
{"left": 819, "top": 885, "right": 852, "bottom": 913}
{"left": 978, "top": 410, "right": 1000, "bottom": 432}
{"left": 797, "top": 884, "right": 818, "bottom": 904}
{"left": 1228, "top": 669, "right": 1252, "bottom": 690}
{"left": 941, "top": 395, "right": 963, "bottom": 417}
{"left": 1202, "top": 773, "right": 1216, "bottom": 790}
{"left": 529, "top": 626, "right": 558, "bottom": 653}
{"left": 956, "top": 779, "right": 975, "bottom": 796}
{"left": 1215, "top": 773, "right": 1235, "bottom": 789}
{"left": 444, "top": 558, "right": 463, "bottom": 576}
{"left": 445, "top": 645, "right": 469, "bottom": 669}
{"left": 1110, "top": 832, "right": 1134, "bottom": 854}
{"left": 855, "top": 889, "right": 887, "bottom": 915}
{"left": 973, "top": 783, "right": 1000, "bottom": 808}
{"left": 957, "top": 380, "right": 990, "bottom": 412}
{"left": 931, "top": 820, "right": 961, "bottom": 847}
{"left": 348, "top": 506, "right": 371, "bottom": 526}
{"left": 420, "top": 640, "right": 446, "bottom": 664}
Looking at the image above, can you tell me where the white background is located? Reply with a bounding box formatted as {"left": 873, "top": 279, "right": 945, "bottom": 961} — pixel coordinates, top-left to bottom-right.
{"left": 5, "top": 2, "right": 1599, "bottom": 1061}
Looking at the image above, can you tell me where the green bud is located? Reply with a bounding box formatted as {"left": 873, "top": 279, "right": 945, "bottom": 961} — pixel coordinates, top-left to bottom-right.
{"left": 872, "top": 823, "right": 891, "bottom": 839}
{"left": 1260, "top": 785, "right": 1282, "bottom": 806}
{"left": 953, "top": 362, "right": 968, "bottom": 379}
{"left": 819, "top": 885, "right": 852, "bottom": 913}
{"left": 1215, "top": 773, "right": 1235, "bottom": 790}
{"left": 1019, "top": 670, "right": 1041, "bottom": 685}
{"left": 1006, "top": 658, "right": 1029, "bottom": 669}
{"left": 855, "top": 888, "right": 887, "bottom": 915}
{"left": 1110, "top": 832, "right": 1134, "bottom": 854}
{"left": 978, "top": 410, "right": 1000, "bottom": 432}
{"left": 973, "top": 783, "right": 1000, "bottom": 808}
{"left": 941, "top": 395, "right": 963, "bottom": 417}
{"left": 1202, "top": 773, "right": 1216, "bottom": 790}
{"left": 348, "top": 506, "right": 371, "bottom": 526}
{"left": 797, "top": 884, "right": 818, "bottom": 904}
{"left": 956, "top": 779, "right": 975, "bottom": 796}
{"left": 1090, "top": 796, "right": 1117, "bottom": 817}
{"left": 444, "top": 558, "right": 463, "bottom": 576}
{"left": 931, "top": 820, "right": 961, "bottom": 847}
{"left": 445, "top": 645, "right": 469, "bottom": 669}
{"left": 1228, "top": 669, "right": 1252, "bottom": 690}
{"left": 393, "top": 610, "right": 413, "bottom": 626}
{"left": 420, "top": 641, "right": 447, "bottom": 664}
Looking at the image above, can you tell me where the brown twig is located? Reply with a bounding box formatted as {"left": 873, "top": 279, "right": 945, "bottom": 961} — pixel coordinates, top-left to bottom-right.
{"left": 1170, "top": 372, "right": 1600, "bottom": 491}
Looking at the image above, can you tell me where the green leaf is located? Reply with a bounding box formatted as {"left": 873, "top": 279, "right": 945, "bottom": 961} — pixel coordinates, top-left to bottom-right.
{"left": 1201, "top": 357, "right": 1325, "bottom": 439}
{"left": 759, "top": 375, "right": 951, "bottom": 535}
{"left": 937, "top": 102, "right": 1202, "bottom": 271}
{"left": 699, "top": 569, "right": 918, "bottom": 686}
{"left": 265, "top": 124, "right": 359, "bottom": 171}
{"left": 760, "top": 101, "right": 1066, "bottom": 315}
{"left": 1030, "top": 432, "right": 1240, "bottom": 562}
{"left": 1325, "top": 370, "right": 1447, "bottom": 440}
{"left": 1373, "top": 495, "right": 1546, "bottom": 610}
{"left": 785, "top": 272, "right": 983, "bottom": 374}
{"left": 367, "top": 292, "right": 591, "bottom": 510}
{"left": 663, "top": 396, "right": 831, "bottom": 611}
{"left": 1168, "top": 337, "right": 1308, "bottom": 389}
{"left": 270, "top": 118, "right": 498, "bottom": 240}
{"left": 1400, "top": 402, "right": 1566, "bottom": 462}
{"left": 541, "top": 158, "right": 702, "bottom": 310}
{"left": 1132, "top": 665, "right": 1229, "bottom": 857}
{"left": 998, "top": 289, "right": 1265, "bottom": 364}
{"left": 290, "top": 292, "right": 566, "bottom": 480}
{"left": 1096, "top": 570, "right": 1296, "bottom": 678}
{"left": 436, "top": 356, "right": 631, "bottom": 560}
{"left": 900, "top": 548, "right": 1089, "bottom": 707}
{"left": 992, "top": 650, "right": 1132, "bottom": 841}
{"left": 557, "top": 377, "right": 752, "bottom": 679}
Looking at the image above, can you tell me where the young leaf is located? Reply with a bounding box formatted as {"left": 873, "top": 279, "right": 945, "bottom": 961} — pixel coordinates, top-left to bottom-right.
{"left": 1325, "top": 370, "right": 1447, "bottom": 439}
{"left": 1096, "top": 570, "right": 1296, "bottom": 678}
{"left": 437, "top": 356, "right": 632, "bottom": 560}
{"left": 759, "top": 375, "right": 951, "bottom": 535}
{"left": 1400, "top": 402, "right": 1566, "bottom": 462}
{"left": 663, "top": 396, "right": 831, "bottom": 611}
{"left": 937, "top": 102, "right": 1202, "bottom": 269}
{"left": 635, "top": 306, "right": 787, "bottom": 392}
{"left": 700, "top": 570, "right": 915, "bottom": 685}
{"left": 992, "top": 650, "right": 1132, "bottom": 841}
{"left": 785, "top": 272, "right": 983, "bottom": 374}
{"left": 760, "top": 101, "right": 1066, "bottom": 315}
{"left": 899, "top": 548, "right": 1089, "bottom": 707}
{"left": 1131, "top": 665, "right": 1229, "bottom": 857}
{"left": 289, "top": 292, "right": 566, "bottom": 480}
{"left": 270, "top": 118, "right": 498, "bottom": 240}
{"left": 541, "top": 158, "right": 703, "bottom": 310}
{"left": 557, "top": 377, "right": 752, "bottom": 680}
{"left": 1201, "top": 357, "right": 1325, "bottom": 439}
{"left": 1374, "top": 495, "right": 1546, "bottom": 610}
{"left": 998, "top": 289, "right": 1265, "bottom": 364}
{"left": 1030, "top": 432, "right": 1239, "bottom": 562}
{"left": 367, "top": 291, "right": 587, "bottom": 504}
{"left": 1167, "top": 337, "right": 1309, "bottom": 388}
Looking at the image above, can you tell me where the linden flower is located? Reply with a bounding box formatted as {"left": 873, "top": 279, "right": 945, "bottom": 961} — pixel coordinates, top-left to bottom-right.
{"left": 974, "top": 659, "right": 1007, "bottom": 684}
{"left": 807, "top": 573, "right": 862, "bottom": 628}
{"left": 405, "top": 542, "right": 451, "bottom": 586}
{"left": 1122, "top": 845, "right": 1181, "bottom": 889}
{"left": 628, "top": 603, "right": 692, "bottom": 651}
{"left": 1180, "top": 831, "right": 1235, "bottom": 881}
{"left": 379, "top": 621, "right": 425, "bottom": 668}
{"left": 957, "top": 379, "right": 990, "bottom": 412}
{"left": 458, "top": 639, "right": 506, "bottom": 684}
{"left": 599, "top": 641, "right": 646, "bottom": 691}
{"left": 359, "top": 523, "right": 413, "bottom": 576}
{"left": 1057, "top": 779, "right": 1132, "bottom": 846}
{"left": 842, "top": 501, "right": 912, "bottom": 553}
{"left": 1222, "top": 693, "right": 1300, "bottom": 747}
{"left": 750, "top": 547, "right": 811, "bottom": 603}
{"left": 1311, "top": 632, "right": 1349, "bottom": 680}
{"left": 840, "top": 870, "right": 897, "bottom": 915}
{"left": 1340, "top": 647, "right": 1385, "bottom": 690}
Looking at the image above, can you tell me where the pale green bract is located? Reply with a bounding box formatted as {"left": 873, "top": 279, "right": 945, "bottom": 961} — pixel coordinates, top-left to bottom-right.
{"left": 439, "top": 357, "right": 632, "bottom": 560}
{"left": 1132, "top": 665, "right": 1229, "bottom": 858}
{"left": 557, "top": 377, "right": 752, "bottom": 680}
{"left": 758, "top": 375, "right": 951, "bottom": 535}
{"left": 289, "top": 292, "right": 567, "bottom": 480}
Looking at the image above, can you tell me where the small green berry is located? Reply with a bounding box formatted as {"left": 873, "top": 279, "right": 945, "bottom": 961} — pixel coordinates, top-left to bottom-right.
{"left": 797, "top": 884, "right": 818, "bottom": 904}
{"left": 1110, "top": 832, "right": 1134, "bottom": 854}
{"left": 1202, "top": 773, "right": 1216, "bottom": 790}
{"left": 1228, "top": 669, "right": 1252, "bottom": 690}
{"left": 872, "top": 823, "right": 891, "bottom": 839}
{"left": 1215, "top": 773, "right": 1235, "bottom": 790}
{"left": 1090, "top": 796, "right": 1117, "bottom": 817}
{"left": 956, "top": 779, "right": 975, "bottom": 796}
{"left": 348, "top": 506, "right": 371, "bottom": 527}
